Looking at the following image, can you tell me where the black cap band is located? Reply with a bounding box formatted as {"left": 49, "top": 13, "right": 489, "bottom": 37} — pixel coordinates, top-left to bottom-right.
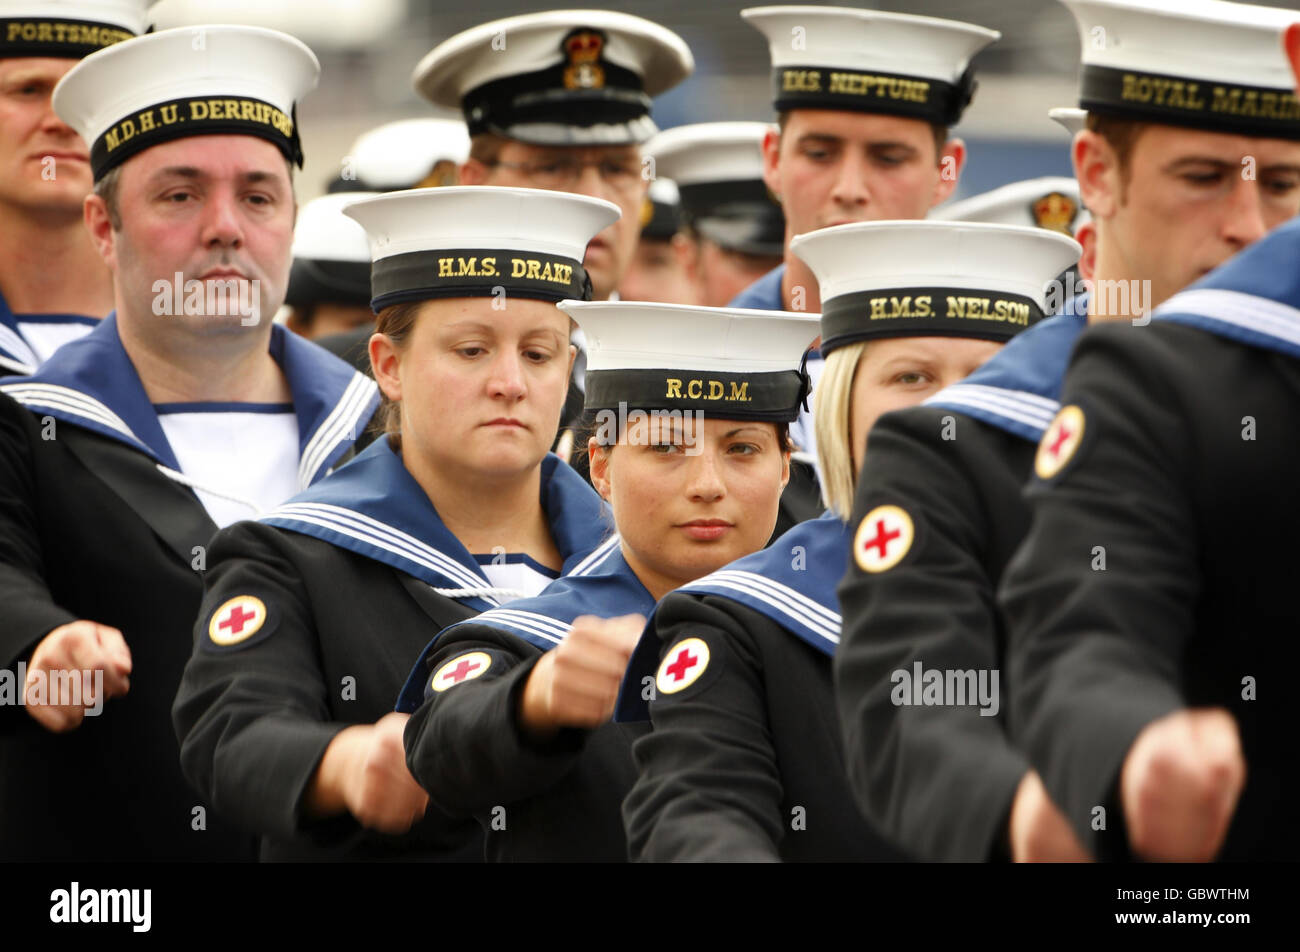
{"left": 641, "top": 198, "right": 681, "bottom": 241}
{"left": 0, "top": 17, "right": 134, "bottom": 59}
{"left": 90, "top": 95, "right": 304, "bottom": 181}
{"left": 285, "top": 259, "right": 372, "bottom": 310}
{"left": 1080, "top": 65, "right": 1300, "bottom": 140}
{"left": 678, "top": 180, "right": 785, "bottom": 256}
{"left": 584, "top": 368, "right": 808, "bottom": 422}
{"left": 773, "top": 64, "right": 976, "bottom": 126}
{"left": 370, "top": 248, "right": 590, "bottom": 311}
{"left": 821, "top": 286, "right": 1045, "bottom": 355}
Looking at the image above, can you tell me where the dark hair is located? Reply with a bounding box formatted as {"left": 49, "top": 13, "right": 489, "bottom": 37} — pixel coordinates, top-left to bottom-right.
{"left": 776, "top": 111, "right": 948, "bottom": 160}
{"left": 370, "top": 300, "right": 423, "bottom": 451}
{"left": 1084, "top": 113, "right": 1149, "bottom": 200}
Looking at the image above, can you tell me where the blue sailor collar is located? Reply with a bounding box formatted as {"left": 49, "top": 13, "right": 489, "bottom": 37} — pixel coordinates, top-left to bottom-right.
{"left": 616, "top": 511, "right": 847, "bottom": 722}
{"left": 265, "top": 435, "right": 612, "bottom": 618}
{"left": 0, "top": 312, "right": 378, "bottom": 486}
{"left": 394, "top": 533, "right": 642, "bottom": 713}
{"left": 726, "top": 262, "right": 785, "bottom": 311}
{"left": 0, "top": 289, "right": 97, "bottom": 376}
{"left": 924, "top": 294, "right": 1090, "bottom": 443}
{"left": 1151, "top": 217, "right": 1300, "bottom": 360}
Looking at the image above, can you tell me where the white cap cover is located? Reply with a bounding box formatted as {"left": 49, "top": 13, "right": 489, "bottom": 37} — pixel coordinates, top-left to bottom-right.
{"left": 343, "top": 186, "right": 620, "bottom": 309}
{"left": 1063, "top": 0, "right": 1300, "bottom": 139}
{"left": 0, "top": 0, "right": 152, "bottom": 58}
{"left": 559, "top": 299, "right": 819, "bottom": 420}
{"left": 53, "top": 24, "right": 320, "bottom": 181}
{"left": 413, "top": 9, "right": 693, "bottom": 146}
{"left": 791, "top": 220, "right": 1082, "bottom": 354}
{"left": 743, "top": 5, "right": 999, "bottom": 124}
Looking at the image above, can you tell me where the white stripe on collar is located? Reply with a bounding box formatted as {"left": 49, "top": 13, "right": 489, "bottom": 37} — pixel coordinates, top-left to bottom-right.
{"left": 1156, "top": 288, "right": 1300, "bottom": 348}
{"left": 297, "top": 372, "right": 377, "bottom": 488}
{"left": 569, "top": 533, "right": 621, "bottom": 577}
{"left": 264, "top": 501, "right": 494, "bottom": 598}
{"left": 684, "top": 569, "right": 841, "bottom": 644}
{"left": 0, "top": 382, "right": 144, "bottom": 443}
{"left": 0, "top": 324, "right": 37, "bottom": 373}
{"left": 0, "top": 353, "right": 35, "bottom": 376}
{"left": 925, "top": 383, "right": 1059, "bottom": 430}
{"left": 466, "top": 608, "right": 570, "bottom": 646}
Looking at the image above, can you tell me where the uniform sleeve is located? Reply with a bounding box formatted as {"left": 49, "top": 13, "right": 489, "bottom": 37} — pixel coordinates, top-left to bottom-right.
{"left": 1000, "top": 324, "right": 1192, "bottom": 853}
{"left": 834, "top": 407, "right": 1029, "bottom": 862}
{"left": 402, "top": 626, "right": 588, "bottom": 817}
{"left": 0, "top": 397, "right": 77, "bottom": 671}
{"left": 623, "top": 593, "right": 785, "bottom": 862}
{"left": 172, "top": 521, "right": 351, "bottom": 841}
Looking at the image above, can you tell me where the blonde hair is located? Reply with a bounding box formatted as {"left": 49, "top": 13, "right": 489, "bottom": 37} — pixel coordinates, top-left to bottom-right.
{"left": 814, "top": 341, "right": 869, "bottom": 520}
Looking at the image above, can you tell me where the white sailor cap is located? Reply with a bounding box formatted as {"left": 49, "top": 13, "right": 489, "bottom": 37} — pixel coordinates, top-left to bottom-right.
{"left": 640, "top": 177, "right": 681, "bottom": 241}
{"left": 343, "top": 186, "right": 620, "bottom": 311}
{"left": 558, "top": 300, "right": 818, "bottom": 421}
{"left": 647, "top": 120, "right": 784, "bottom": 256}
{"left": 52, "top": 24, "right": 319, "bottom": 182}
{"left": 413, "top": 10, "right": 693, "bottom": 146}
{"left": 285, "top": 192, "right": 376, "bottom": 310}
{"left": 791, "top": 221, "right": 1081, "bottom": 355}
{"left": 332, "top": 118, "right": 470, "bottom": 192}
{"left": 931, "top": 177, "right": 1089, "bottom": 235}
{"left": 742, "top": 5, "right": 999, "bottom": 125}
{"left": 0, "top": 0, "right": 151, "bottom": 58}
{"left": 1049, "top": 106, "right": 1087, "bottom": 137}
{"left": 1063, "top": 0, "right": 1300, "bottom": 140}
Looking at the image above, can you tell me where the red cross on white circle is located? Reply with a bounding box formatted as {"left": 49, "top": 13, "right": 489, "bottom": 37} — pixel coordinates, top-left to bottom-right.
{"left": 432, "top": 652, "right": 493, "bottom": 693}
{"left": 657, "top": 638, "right": 711, "bottom": 695}
{"left": 1035, "top": 405, "right": 1086, "bottom": 480}
{"left": 854, "top": 505, "right": 914, "bottom": 574}
{"left": 208, "top": 595, "right": 267, "bottom": 646}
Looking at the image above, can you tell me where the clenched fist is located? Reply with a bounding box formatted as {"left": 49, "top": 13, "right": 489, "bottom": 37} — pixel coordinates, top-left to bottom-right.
{"left": 1121, "top": 708, "right": 1245, "bottom": 862}
{"left": 307, "top": 712, "right": 429, "bottom": 834}
{"left": 1009, "top": 769, "right": 1091, "bottom": 862}
{"left": 25, "top": 620, "right": 132, "bottom": 733}
{"left": 519, "top": 614, "right": 644, "bottom": 736}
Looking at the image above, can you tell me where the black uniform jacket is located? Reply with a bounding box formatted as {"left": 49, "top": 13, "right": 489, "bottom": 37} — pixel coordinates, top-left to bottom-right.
{"left": 175, "top": 437, "right": 610, "bottom": 860}
{"left": 0, "top": 316, "right": 377, "bottom": 860}
{"left": 1002, "top": 296, "right": 1300, "bottom": 861}
{"left": 173, "top": 519, "right": 482, "bottom": 861}
{"left": 400, "top": 538, "right": 646, "bottom": 862}
{"left": 834, "top": 310, "right": 1086, "bottom": 861}
{"left": 620, "top": 515, "right": 910, "bottom": 862}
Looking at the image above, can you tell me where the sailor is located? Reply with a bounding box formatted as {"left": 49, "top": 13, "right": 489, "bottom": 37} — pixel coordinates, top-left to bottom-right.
{"left": 398, "top": 299, "right": 816, "bottom": 861}
{"left": 620, "top": 220, "right": 1079, "bottom": 861}
{"left": 999, "top": 16, "right": 1300, "bottom": 865}
{"left": 173, "top": 185, "right": 618, "bottom": 860}
{"left": 644, "top": 121, "right": 785, "bottom": 307}
{"left": 616, "top": 177, "right": 698, "bottom": 305}
{"left": 730, "top": 5, "right": 1000, "bottom": 532}
{"left": 0, "top": 0, "right": 151, "bottom": 375}
{"left": 0, "top": 23, "right": 377, "bottom": 861}
{"left": 412, "top": 10, "right": 693, "bottom": 466}
{"left": 835, "top": 0, "right": 1300, "bottom": 862}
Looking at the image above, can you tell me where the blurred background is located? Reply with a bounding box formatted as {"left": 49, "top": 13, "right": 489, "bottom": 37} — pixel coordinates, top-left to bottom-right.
{"left": 150, "top": 0, "right": 1300, "bottom": 203}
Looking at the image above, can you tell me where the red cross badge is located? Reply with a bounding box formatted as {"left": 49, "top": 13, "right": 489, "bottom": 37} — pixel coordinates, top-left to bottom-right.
{"left": 1035, "top": 404, "right": 1085, "bottom": 480}
{"left": 208, "top": 595, "right": 268, "bottom": 647}
{"left": 656, "top": 638, "right": 710, "bottom": 696}
{"left": 854, "top": 504, "right": 914, "bottom": 574}
{"left": 431, "top": 651, "right": 493, "bottom": 693}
